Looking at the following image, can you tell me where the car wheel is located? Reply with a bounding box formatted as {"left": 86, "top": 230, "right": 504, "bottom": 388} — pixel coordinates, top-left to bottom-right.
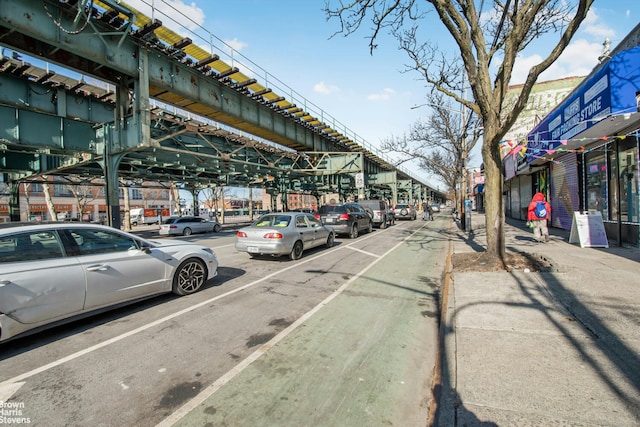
{"left": 349, "top": 223, "right": 359, "bottom": 239}
{"left": 213, "top": 224, "right": 221, "bottom": 232}
{"left": 326, "top": 232, "right": 335, "bottom": 248}
{"left": 290, "top": 241, "right": 304, "bottom": 260}
{"left": 183, "top": 227, "right": 192, "bottom": 236}
{"left": 172, "top": 258, "right": 207, "bottom": 296}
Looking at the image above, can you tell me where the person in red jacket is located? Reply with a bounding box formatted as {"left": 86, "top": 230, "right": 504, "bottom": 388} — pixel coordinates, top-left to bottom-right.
{"left": 527, "top": 192, "right": 551, "bottom": 242}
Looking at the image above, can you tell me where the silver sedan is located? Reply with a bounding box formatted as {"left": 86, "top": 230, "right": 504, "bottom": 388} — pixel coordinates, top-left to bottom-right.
{"left": 159, "top": 216, "right": 221, "bottom": 236}
{"left": 235, "top": 212, "right": 335, "bottom": 260}
{"left": 0, "top": 222, "right": 218, "bottom": 342}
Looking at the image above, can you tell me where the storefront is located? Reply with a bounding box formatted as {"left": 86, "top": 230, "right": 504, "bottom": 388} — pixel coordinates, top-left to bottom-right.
{"left": 523, "top": 46, "right": 640, "bottom": 246}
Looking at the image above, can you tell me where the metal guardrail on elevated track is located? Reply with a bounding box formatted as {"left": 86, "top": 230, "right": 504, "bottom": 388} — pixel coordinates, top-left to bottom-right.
{"left": 0, "top": 0, "right": 444, "bottom": 225}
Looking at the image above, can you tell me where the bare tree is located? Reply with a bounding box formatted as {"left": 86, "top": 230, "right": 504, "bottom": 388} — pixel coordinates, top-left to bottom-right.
{"left": 382, "top": 92, "right": 483, "bottom": 214}
{"left": 200, "top": 185, "right": 227, "bottom": 222}
{"left": 69, "top": 184, "right": 97, "bottom": 222}
{"left": 325, "top": 0, "right": 594, "bottom": 260}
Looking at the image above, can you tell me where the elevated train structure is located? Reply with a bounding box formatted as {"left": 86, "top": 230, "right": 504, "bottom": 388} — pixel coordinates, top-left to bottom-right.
{"left": 0, "top": 0, "right": 444, "bottom": 227}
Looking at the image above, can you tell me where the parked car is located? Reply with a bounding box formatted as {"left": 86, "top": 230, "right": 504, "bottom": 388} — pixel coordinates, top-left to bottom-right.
{"left": 317, "top": 203, "right": 372, "bottom": 238}
{"left": 235, "top": 212, "right": 334, "bottom": 260}
{"left": 358, "top": 199, "right": 394, "bottom": 228}
{"left": 394, "top": 203, "right": 417, "bottom": 220}
{"left": 0, "top": 222, "right": 218, "bottom": 342}
{"left": 430, "top": 203, "right": 441, "bottom": 213}
{"left": 159, "top": 216, "right": 221, "bottom": 236}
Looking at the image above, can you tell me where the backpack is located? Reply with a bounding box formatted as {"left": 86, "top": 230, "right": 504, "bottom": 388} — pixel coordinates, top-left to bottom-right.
{"left": 534, "top": 201, "right": 547, "bottom": 219}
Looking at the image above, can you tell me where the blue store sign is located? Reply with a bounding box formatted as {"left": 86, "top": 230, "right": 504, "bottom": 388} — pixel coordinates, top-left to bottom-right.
{"left": 526, "top": 46, "right": 640, "bottom": 162}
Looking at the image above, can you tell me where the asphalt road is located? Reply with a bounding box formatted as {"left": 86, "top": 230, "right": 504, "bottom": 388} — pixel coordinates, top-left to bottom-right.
{"left": 0, "top": 215, "right": 449, "bottom": 426}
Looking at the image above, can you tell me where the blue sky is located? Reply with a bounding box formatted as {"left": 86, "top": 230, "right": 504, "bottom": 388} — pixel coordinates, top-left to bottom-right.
{"left": 122, "top": 0, "right": 640, "bottom": 188}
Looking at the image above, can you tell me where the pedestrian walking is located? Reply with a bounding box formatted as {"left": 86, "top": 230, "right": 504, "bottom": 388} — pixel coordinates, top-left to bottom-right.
{"left": 423, "top": 202, "right": 430, "bottom": 221}
{"left": 527, "top": 191, "right": 551, "bottom": 242}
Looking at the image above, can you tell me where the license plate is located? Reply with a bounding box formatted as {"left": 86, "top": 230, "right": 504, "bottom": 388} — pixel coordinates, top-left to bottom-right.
{"left": 248, "top": 246, "right": 259, "bottom": 253}
{"left": 325, "top": 218, "right": 334, "bottom": 223}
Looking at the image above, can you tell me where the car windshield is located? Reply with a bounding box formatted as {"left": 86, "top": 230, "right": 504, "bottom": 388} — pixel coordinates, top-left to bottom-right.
{"left": 253, "top": 215, "right": 291, "bottom": 227}
{"left": 162, "top": 217, "right": 179, "bottom": 224}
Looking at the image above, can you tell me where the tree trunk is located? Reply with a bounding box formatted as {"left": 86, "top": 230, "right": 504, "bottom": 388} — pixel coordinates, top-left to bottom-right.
{"left": 42, "top": 181, "right": 57, "bottom": 221}
{"left": 171, "top": 186, "right": 180, "bottom": 215}
{"left": 23, "top": 182, "right": 31, "bottom": 221}
{"left": 123, "top": 187, "right": 131, "bottom": 231}
{"left": 481, "top": 133, "right": 506, "bottom": 261}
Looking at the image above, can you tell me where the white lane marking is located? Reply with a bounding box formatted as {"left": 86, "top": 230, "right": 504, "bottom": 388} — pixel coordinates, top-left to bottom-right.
{"left": 211, "top": 243, "right": 235, "bottom": 249}
{"left": 0, "top": 381, "right": 25, "bottom": 402}
{"left": 345, "top": 246, "right": 380, "bottom": 258}
{"left": 157, "top": 225, "right": 426, "bottom": 427}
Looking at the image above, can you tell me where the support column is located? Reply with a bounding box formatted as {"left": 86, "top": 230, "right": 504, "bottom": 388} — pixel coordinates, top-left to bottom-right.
{"left": 135, "top": 47, "right": 151, "bottom": 146}
{"left": 103, "top": 145, "right": 125, "bottom": 229}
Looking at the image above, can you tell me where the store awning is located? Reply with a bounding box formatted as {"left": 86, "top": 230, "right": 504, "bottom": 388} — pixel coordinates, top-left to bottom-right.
{"left": 526, "top": 46, "right": 640, "bottom": 165}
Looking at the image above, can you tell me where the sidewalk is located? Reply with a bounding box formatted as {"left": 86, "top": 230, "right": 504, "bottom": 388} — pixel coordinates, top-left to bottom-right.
{"left": 437, "top": 212, "right": 640, "bottom": 426}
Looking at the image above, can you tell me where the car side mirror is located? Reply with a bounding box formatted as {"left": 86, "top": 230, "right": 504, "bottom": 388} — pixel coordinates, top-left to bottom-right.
{"left": 138, "top": 242, "right": 153, "bottom": 254}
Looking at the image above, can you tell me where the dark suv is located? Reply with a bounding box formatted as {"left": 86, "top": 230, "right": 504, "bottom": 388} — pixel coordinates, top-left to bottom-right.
{"left": 317, "top": 203, "right": 372, "bottom": 238}
{"left": 358, "top": 199, "right": 394, "bottom": 228}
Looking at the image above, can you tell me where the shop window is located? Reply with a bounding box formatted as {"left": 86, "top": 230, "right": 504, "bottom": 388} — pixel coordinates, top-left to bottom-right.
{"left": 585, "top": 150, "right": 608, "bottom": 219}
{"left": 617, "top": 140, "right": 639, "bottom": 223}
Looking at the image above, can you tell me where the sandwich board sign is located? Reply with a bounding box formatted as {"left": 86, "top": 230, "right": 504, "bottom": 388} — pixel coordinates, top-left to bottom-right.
{"left": 569, "top": 211, "right": 609, "bottom": 248}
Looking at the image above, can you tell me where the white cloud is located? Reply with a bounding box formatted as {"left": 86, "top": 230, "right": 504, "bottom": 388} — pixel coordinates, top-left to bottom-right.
{"left": 367, "top": 88, "right": 396, "bottom": 101}
{"left": 511, "top": 38, "right": 602, "bottom": 84}
{"left": 224, "top": 38, "right": 248, "bottom": 53}
{"left": 314, "top": 81, "right": 339, "bottom": 95}
{"left": 581, "top": 8, "right": 615, "bottom": 39}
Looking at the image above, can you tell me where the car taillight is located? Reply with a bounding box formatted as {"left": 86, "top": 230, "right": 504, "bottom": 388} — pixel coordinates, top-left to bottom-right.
{"left": 170, "top": 225, "right": 177, "bottom": 229}
{"left": 338, "top": 214, "right": 349, "bottom": 221}
{"left": 264, "top": 232, "right": 283, "bottom": 239}
{"left": 237, "top": 231, "right": 247, "bottom": 238}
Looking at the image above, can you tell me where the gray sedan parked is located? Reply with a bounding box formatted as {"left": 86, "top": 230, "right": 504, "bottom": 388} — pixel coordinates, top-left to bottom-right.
{"left": 159, "top": 216, "right": 221, "bottom": 236}
{"left": 235, "top": 212, "right": 334, "bottom": 260}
